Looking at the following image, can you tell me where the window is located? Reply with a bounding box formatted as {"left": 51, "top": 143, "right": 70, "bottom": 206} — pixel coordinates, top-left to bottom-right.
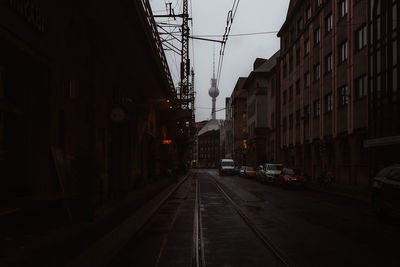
{"left": 304, "top": 105, "right": 310, "bottom": 120}
{"left": 325, "top": 13, "right": 333, "bottom": 33}
{"left": 339, "top": 41, "right": 348, "bottom": 63}
{"left": 314, "top": 63, "right": 320, "bottom": 81}
{"left": 283, "top": 117, "right": 287, "bottom": 131}
{"left": 314, "top": 27, "right": 320, "bottom": 45}
{"left": 271, "top": 112, "right": 275, "bottom": 127}
{"left": 316, "top": 0, "right": 322, "bottom": 8}
{"left": 296, "top": 110, "right": 301, "bottom": 125}
{"left": 338, "top": 85, "right": 349, "bottom": 106}
{"left": 289, "top": 114, "right": 293, "bottom": 129}
{"left": 296, "top": 47, "right": 301, "bottom": 65}
{"left": 289, "top": 85, "right": 293, "bottom": 102}
{"left": 355, "top": 25, "right": 367, "bottom": 50}
{"left": 298, "top": 17, "right": 304, "bottom": 33}
{"left": 377, "top": 49, "right": 381, "bottom": 73}
{"left": 283, "top": 90, "right": 287, "bottom": 105}
{"left": 355, "top": 75, "right": 367, "bottom": 99}
{"left": 393, "top": 3, "right": 398, "bottom": 30}
{"left": 325, "top": 53, "right": 333, "bottom": 73}
{"left": 306, "top": 6, "right": 312, "bottom": 21}
{"left": 304, "top": 72, "right": 310, "bottom": 88}
{"left": 283, "top": 61, "right": 287, "bottom": 78}
{"left": 296, "top": 79, "right": 301, "bottom": 95}
{"left": 0, "top": 67, "right": 3, "bottom": 158}
{"left": 314, "top": 99, "right": 320, "bottom": 117}
{"left": 271, "top": 78, "right": 275, "bottom": 97}
{"left": 305, "top": 39, "right": 310, "bottom": 56}
{"left": 338, "top": 0, "right": 348, "bottom": 18}
{"left": 289, "top": 52, "right": 293, "bottom": 72}
{"left": 325, "top": 93, "right": 333, "bottom": 112}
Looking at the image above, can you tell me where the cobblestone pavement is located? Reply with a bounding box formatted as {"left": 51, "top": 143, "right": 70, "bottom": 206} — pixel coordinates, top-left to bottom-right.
{"left": 109, "top": 169, "right": 400, "bottom": 267}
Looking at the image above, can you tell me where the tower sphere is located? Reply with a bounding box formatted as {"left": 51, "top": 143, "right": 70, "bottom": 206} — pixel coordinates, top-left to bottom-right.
{"left": 209, "top": 86, "right": 220, "bottom": 98}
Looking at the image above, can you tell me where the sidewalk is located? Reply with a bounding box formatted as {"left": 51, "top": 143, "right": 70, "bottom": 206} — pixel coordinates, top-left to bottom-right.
{"left": 307, "top": 181, "right": 372, "bottom": 203}
{"left": 0, "top": 174, "right": 188, "bottom": 267}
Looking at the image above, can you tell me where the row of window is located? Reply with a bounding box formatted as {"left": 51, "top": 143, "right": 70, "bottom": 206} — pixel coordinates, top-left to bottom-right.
{"left": 282, "top": 74, "right": 367, "bottom": 106}
{"left": 282, "top": 76, "right": 368, "bottom": 130}
{"left": 286, "top": 0, "right": 349, "bottom": 50}
{"left": 283, "top": 31, "right": 366, "bottom": 78}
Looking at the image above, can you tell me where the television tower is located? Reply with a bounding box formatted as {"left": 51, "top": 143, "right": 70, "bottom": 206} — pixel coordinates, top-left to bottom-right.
{"left": 208, "top": 47, "right": 219, "bottom": 120}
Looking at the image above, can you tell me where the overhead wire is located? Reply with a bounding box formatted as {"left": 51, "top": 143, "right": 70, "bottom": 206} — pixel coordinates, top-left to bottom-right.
{"left": 216, "top": 0, "right": 241, "bottom": 88}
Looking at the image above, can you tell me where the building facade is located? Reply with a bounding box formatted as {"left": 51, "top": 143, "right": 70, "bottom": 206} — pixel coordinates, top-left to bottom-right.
{"left": 224, "top": 97, "right": 234, "bottom": 159}
{"left": 197, "top": 119, "right": 223, "bottom": 168}
{"left": 0, "top": 0, "right": 178, "bottom": 211}
{"left": 231, "top": 78, "right": 248, "bottom": 166}
{"left": 365, "top": 0, "right": 400, "bottom": 175}
{"left": 243, "top": 52, "right": 281, "bottom": 166}
{"left": 278, "top": 0, "right": 369, "bottom": 186}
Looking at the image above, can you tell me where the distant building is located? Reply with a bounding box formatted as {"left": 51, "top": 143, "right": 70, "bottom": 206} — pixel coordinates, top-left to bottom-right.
{"left": 243, "top": 51, "right": 280, "bottom": 166}
{"left": 365, "top": 0, "right": 400, "bottom": 175}
{"left": 193, "top": 120, "right": 209, "bottom": 167}
{"left": 198, "top": 119, "right": 224, "bottom": 168}
{"left": 278, "top": 0, "right": 369, "bottom": 185}
{"left": 224, "top": 97, "right": 234, "bottom": 159}
{"left": 231, "top": 78, "right": 248, "bottom": 166}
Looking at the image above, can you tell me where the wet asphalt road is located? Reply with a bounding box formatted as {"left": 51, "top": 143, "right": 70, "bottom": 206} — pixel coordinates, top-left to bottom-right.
{"left": 109, "top": 169, "right": 400, "bottom": 267}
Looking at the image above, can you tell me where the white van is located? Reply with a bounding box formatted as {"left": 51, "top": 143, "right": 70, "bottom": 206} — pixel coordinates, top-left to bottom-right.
{"left": 219, "top": 159, "right": 235, "bottom": 176}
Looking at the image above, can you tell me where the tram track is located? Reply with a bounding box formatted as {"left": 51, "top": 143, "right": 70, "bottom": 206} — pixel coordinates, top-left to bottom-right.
{"left": 193, "top": 178, "right": 206, "bottom": 267}
{"left": 205, "top": 173, "right": 293, "bottom": 267}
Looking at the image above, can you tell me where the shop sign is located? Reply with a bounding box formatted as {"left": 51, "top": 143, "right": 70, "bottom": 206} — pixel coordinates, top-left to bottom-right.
{"left": 8, "top": 0, "right": 45, "bottom": 32}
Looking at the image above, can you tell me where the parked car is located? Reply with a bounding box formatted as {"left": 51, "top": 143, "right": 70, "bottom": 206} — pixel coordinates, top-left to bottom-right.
{"left": 372, "top": 164, "right": 400, "bottom": 217}
{"left": 233, "top": 166, "right": 241, "bottom": 176}
{"left": 219, "top": 159, "right": 235, "bottom": 176}
{"left": 256, "top": 165, "right": 267, "bottom": 182}
{"left": 239, "top": 166, "right": 247, "bottom": 177}
{"left": 279, "top": 167, "right": 306, "bottom": 187}
{"left": 244, "top": 166, "right": 257, "bottom": 178}
{"left": 264, "top": 163, "right": 283, "bottom": 184}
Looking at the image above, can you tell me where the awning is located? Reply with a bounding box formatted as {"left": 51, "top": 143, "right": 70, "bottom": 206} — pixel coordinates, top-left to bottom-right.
{"left": 363, "top": 136, "right": 400, "bottom": 148}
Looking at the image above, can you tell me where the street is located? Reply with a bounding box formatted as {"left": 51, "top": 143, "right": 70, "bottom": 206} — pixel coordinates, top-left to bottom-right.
{"left": 108, "top": 169, "right": 400, "bottom": 267}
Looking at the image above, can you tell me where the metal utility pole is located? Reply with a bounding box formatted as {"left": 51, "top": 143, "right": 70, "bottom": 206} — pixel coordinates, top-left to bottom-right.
{"left": 190, "top": 68, "right": 195, "bottom": 134}
{"left": 154, "top": 1, "right": 194, "bottom": 139}
{"left": 180, "top": 0, "right": 190, "bottom": 107}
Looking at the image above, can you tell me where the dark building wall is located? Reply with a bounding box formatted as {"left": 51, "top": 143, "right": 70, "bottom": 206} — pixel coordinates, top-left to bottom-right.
{"left": 0, "top": 0, "right": 176, "bottom": 207}
{"left": 367, "top": 0, "right": 400, "bottom": 175}
{"left": 232, "top": 78, "right": 248, "bottom": 166}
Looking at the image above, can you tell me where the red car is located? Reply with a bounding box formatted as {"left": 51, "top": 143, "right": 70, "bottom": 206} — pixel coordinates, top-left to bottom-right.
{"left": 279, "top": 167, "right": 306, "bottom": 187}
{"left": 244, "top": 166, "right": 257, "bottom": 178}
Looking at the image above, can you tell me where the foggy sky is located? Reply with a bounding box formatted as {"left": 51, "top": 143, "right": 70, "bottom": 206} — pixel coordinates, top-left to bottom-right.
{"left": 150, "top": 0, "right": 290, "bottom": 122}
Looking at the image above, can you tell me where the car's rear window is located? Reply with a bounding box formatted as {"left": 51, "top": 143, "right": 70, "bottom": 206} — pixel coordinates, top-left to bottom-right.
{"left": 267, "top": 165, "right": 283, "bottom": 171}
{"left": 247, "top": 167, "right": 255, "bottom": 171}
{"left": 221, "top": 161, "right": 234, "bottom": 167}
{"left": 377, "top": 167, "right": 392, "bottom": 177}
{"left": 284, "top": 168, "right": 301, "bottom": 175}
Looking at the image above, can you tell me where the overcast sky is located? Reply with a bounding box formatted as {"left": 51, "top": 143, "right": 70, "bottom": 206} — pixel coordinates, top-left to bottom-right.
{"left": 150, "top": 0, "right": 290, "bottom": 121}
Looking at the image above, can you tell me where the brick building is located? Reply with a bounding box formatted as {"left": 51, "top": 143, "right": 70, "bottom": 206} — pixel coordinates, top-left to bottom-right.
{"left": 278, "top": 0, "right": 369, "bottom": 186}
{"left": 231, "top": 77, "right": 248, "bottom": 166}
{"left": 243, "top": 52, "right": 281, "bottom": 166}
{"left": 365, "top": 0, "right": 400, "bottom": 175}
{"left": 224, "top": 97, "right": 234, "bottom": 159}
{"left": 197, "top": 119, "right": 224, "bottom": 168}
